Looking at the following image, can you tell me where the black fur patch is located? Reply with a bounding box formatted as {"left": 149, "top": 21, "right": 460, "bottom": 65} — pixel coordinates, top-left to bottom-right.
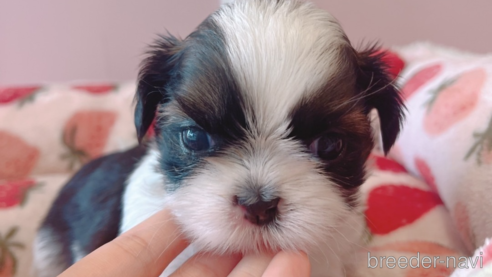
{"left": 289, "top": 45, "right": 404, "bottom": 206}
{"left": 289, "top": 74, "right": 373, "bottom": 206}
{"left": 355, "top": 46, "right": 406, "bottom": 154}
{"left": 39, "top": 145, "right": 146, "bottom": 266}
{"left": 172, "top": 19, "right": 247, "bottom": 140}
{"left": 134, "top": 35, "right": 182, "bottom": 142}
{"left": 144, "top": 18, "right": 248, "bottom": 186}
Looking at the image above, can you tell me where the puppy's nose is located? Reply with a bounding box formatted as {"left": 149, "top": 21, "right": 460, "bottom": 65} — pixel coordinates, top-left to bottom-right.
{"left": 236, "top": 197, "right": 280, "bottom": 225}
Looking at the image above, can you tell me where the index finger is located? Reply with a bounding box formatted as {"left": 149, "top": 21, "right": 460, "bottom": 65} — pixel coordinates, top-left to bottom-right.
{"left": 59, "top": 209, "right": 188, "bottom": 277}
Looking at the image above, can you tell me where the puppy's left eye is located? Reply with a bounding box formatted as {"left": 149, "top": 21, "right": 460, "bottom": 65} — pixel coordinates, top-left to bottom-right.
{"left": 182, "top": 128, "right": 214, "bottom": 152}
{"left": 309, "top": 134, "right": 344, "bottom": 160}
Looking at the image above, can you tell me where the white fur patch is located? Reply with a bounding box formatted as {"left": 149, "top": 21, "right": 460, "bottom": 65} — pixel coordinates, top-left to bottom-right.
{"left": 121, "top": 148, "right": 198, "bottom": 276}
{"left": 70, "top": 242, "right": 86, "bottom": 263}
{"left": 214, "top": 0, "right": 349, "bottom": 135}
{"left": 32, "top": 228, "right": 68, "bottom": 277}
{"left": 120, "top": 148, "right": 167, "bottom": 233}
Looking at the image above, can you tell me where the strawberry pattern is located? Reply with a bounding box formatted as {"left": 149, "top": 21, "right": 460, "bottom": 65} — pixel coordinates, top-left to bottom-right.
{"left": 0, "top": 86, "right": 43, "bottom": 107}
{"left": 72, "top": 84, "right": 117, "bottom": 94}
{"left": 401, "top": 63, "right": 442, "bottom": 100}
{"left": 0, "top": 83, "right": 136, "bottom": 276}
{"left": 61, "top": 111, "right": 117, "bottom": 170}
{"left": 0, "top": 82, "right": 136, "bottom": 176}
{"left": 0, "top": 131, "right": 40, "bottom": 180}
{"left": 370, "top": 154, "right": 408, "bottom": 173}
{"left": 0, "top": 227, "right": 24, "bottom": 277}
{"left": 465, "top": 115, "right": 492, "bottom": 165}
{"left": 375, "top": 49, "right": 406, "bottom": 79}
{"left": 396, "top": 44, "right": 492, "bottom": 277}
{"left": 0, "top": 179, "right": 40, "bottom": 209}
{"left": 414, "top": 157, "right": 438, "bottom": 192}
{"left": 393, "top": 43, "right": 492, "bottom": 277}
{"left": 365, "top": 184, "right": 443, "bottom": 235}
{"left": 423, "top": 68, "right": 486, "bottom": 135}
{"left": 360, "top": 155, "right": 468, "bottom": 276}
{"left": 367, "top": 241, "right": 459, "bottom": 277}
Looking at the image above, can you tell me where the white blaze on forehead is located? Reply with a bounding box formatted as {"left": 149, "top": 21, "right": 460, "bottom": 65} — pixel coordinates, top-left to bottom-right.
{"left": 213, "top": 0, "right": 350, "bottom": 134}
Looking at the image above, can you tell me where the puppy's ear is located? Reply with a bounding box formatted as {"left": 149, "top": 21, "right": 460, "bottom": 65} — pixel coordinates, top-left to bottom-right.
{"left": 356, "top": 47, "right": 405, "bottom": 154}
{"left": 134, "top": 35, "right": 182, "bottom": 143}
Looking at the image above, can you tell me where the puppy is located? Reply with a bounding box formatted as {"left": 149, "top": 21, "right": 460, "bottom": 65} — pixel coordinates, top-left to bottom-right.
{"left": 34, "top": 0, "right": 404, "bottom": 276}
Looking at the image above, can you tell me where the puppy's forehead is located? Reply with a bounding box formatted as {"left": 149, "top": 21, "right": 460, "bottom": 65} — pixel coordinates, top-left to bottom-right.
{"left": 212, "top": 0, "right": 352, "bottom": 134}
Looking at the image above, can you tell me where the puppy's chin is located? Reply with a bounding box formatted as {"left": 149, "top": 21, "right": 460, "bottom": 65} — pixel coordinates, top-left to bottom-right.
{"left": 163, "top": 140, "right": 364, "bottom": 255}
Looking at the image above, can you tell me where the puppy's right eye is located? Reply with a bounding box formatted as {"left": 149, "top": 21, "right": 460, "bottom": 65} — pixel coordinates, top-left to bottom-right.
{"left": 181, "top": 128, "right": 214, "bottom": 152}
{"left": 309, "top": 134, "right": 344, "bottom": 161}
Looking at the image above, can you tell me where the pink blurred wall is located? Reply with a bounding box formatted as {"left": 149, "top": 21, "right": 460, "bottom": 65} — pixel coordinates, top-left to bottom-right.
{"left": 1, "top": 0, "right": 491, "bottom": 86}
{"left": 311, "top": 0, "right": 492, "bottom": 54}
{"left": 0, "top": 0, "right": 219, "bottom": 86}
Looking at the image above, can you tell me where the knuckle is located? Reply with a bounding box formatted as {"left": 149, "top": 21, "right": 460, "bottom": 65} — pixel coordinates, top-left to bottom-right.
{"left": 113, "top": 232, "right": 151, "bottom": 261}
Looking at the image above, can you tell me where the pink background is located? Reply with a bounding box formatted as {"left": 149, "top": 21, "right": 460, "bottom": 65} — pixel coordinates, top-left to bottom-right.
{"left": 1, "top": 0, "right": 491, "bottom": 86}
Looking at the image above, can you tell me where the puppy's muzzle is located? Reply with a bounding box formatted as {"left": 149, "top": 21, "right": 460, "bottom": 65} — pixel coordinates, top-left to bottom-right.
{"left": 235, "top": 196, "right": 280, "bottom": 226}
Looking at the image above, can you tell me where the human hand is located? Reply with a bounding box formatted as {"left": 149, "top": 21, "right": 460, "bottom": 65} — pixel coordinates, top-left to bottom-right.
{"left": 58, "top": 209, "right": 311, "bottom": 277}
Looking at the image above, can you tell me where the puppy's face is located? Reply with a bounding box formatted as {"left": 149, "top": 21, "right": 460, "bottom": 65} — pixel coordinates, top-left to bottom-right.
{"left": 134, "top": 0, "right": 404, "bottom": 254}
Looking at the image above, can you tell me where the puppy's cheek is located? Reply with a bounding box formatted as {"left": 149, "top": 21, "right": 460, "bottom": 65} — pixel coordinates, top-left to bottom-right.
{"left": 273, "top": 176, "right": 355, "bottom": 247}
{"left": 165, "top": 169, "right": 242, "bottom": 252}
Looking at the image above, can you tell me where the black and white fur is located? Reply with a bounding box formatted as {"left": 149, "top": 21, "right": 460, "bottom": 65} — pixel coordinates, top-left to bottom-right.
{"left": 34, "top": 1, "right": 404, "bottom": 276}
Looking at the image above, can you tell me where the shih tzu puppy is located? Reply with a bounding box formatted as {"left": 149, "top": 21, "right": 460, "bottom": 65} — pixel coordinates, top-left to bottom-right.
{"left": 34, "top": 0, "right": 404, "bottom": 276}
